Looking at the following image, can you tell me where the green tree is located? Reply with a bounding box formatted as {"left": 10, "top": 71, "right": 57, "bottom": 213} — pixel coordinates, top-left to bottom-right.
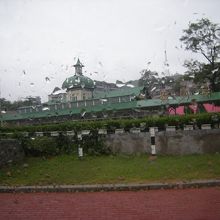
{"left": 0, "top": 96, "right": 41, "bottom": 111}
{"left": 138, "top": 69, "right": 159, "bottom": 98}
{"left": 138, "top": 69, "right": 159, "bottom": 87}
{"left": 180, "top": 18, "right": 220, "bottom": 91}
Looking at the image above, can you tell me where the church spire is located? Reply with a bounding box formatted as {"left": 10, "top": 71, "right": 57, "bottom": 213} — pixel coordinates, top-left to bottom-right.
{"left": 74, "top": 58, "right": 84, "bottom": 75}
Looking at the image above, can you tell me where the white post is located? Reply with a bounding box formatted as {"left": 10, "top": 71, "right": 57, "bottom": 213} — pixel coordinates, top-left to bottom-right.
{"left": 77, "top": 134, "right": 83, "bottom": 159}
{"left": 149, "top": 127, "right": 156, "bottom": 156}
{"left": 78, "top": 147, "right": 83, "bottom": 158}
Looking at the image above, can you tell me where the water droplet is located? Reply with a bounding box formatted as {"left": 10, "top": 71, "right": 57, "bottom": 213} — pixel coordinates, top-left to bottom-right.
{"left": 42, "top": 107, "right": 50, "bottom": 111}
{"left": 151, "top": 87, "right": 156, "bottom": 92}
{"left": 98, "top": 61, "right": 103, "bottom": 68}
{"left": 75, "top": 77, "right": 80, "bottom": 83}
{"left": 30, "top": 83, "right": 34, "bottom": 87}
{"left": 45, "top": 77, "right": 50, "bottom": 83}
{"left": 81, "top": 111, "right": 86, "bottom": 117}
{"left": 116, "top": 80, "right": 125, "bottom": 87}
{"left": 126, "top": 84, "right": 134, "bottom": 88}
{"left": 100, "top": 98, "right": 107, "bottom": 102}
{"left": 212, "top": 68, "right": 219, "bottom": 74}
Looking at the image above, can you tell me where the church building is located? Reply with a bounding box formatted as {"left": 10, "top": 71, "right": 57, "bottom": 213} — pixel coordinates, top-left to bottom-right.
{"left": 48, "top": 59, "right": 95, "bottom": 103}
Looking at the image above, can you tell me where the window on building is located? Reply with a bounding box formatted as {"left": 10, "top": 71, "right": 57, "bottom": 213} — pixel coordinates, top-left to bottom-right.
{"left": 71, "top": 95, "right": 77, "bottom": 101}
{"left": 83, "top": 94, "right": 86, "bottom": 100}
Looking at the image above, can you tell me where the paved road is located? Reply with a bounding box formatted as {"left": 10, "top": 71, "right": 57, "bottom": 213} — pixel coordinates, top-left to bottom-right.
{"left": 1, "top": 187, "right": 220, "bottom": 220}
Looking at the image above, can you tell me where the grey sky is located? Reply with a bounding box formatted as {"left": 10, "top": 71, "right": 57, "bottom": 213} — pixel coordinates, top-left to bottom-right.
{"left": 0, "top": 0, "right": 220, "bottom": 102}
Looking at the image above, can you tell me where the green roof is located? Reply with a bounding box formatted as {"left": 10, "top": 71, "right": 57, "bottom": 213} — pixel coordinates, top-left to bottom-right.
{"left": 93, "top": 86, "right": 143, "bottom": 99}
{"left": 2, "top": 101, "right": 137, "bottom": 121}
{"left": 62, "top": 75, "right": 94, "bottom": 90}
{"left": 2, "top": 92, "right": 220, "bottom": 122}
{"left": 137, "top": 92, "right": 220, "bottom": 108}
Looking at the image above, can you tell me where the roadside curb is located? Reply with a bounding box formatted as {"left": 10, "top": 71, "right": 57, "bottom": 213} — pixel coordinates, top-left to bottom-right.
{"left": 0, "top": 179, "right": 220, "bottom": 193}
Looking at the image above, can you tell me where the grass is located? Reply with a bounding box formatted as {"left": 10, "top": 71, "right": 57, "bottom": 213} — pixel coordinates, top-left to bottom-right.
{"left": 0, "top": 154, "right": 220, "bottom": 186}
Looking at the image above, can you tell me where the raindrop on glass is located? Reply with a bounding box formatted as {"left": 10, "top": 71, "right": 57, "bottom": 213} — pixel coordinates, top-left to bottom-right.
{"left": 45, "top": 77, "right": 50, "bottom": 83}
{"left": 42, "top": 107, "right": 50, "bottom": 111}
{"left": 98, "top": 61, "right": 103, "bottom": 68}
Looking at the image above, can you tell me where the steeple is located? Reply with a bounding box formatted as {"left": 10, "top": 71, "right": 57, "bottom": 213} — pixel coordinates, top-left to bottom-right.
{"left": 73, "top": 58, "right": 84, "bottom": 75}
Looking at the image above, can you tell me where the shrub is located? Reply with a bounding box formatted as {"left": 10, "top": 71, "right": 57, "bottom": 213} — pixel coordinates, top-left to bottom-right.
{"left": 80, "top": 130, "right": 111, "bottom": 156}
{"left": 1, "top": 112, "right": 220, "bottom": 134}
{"left": 23, "top": 136, "right": 59, "bottom": 157}
{"left": 1, "top": 112, "right": 220, "bottom": 157}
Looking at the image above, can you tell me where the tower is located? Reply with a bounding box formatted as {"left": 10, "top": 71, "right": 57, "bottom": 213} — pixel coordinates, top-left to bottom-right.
{"left": 74, "top": 58, "right": 84, "bottom": 76}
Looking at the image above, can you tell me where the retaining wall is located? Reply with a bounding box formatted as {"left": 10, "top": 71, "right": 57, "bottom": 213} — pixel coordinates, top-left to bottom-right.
{"left": 105, "top": 129, "right": 220, "bottom": 155}
{"left": 1, "top": 129, "right": 220, "bottom": 158}
{"left": 0, "top": 139, "right": 24, "bottom": 167}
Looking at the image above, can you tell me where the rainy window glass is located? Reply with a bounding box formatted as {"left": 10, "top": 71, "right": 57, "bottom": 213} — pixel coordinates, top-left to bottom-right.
{"left": 0, "top": 0, "right": 220, "bottom": 122}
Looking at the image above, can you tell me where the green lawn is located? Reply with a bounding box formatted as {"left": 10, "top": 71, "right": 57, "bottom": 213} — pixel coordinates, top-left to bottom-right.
{"left": 0, "top": 154, "right": 220, "bottom": 186}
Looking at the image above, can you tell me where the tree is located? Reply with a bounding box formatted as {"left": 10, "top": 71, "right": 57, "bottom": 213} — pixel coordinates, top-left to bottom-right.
{"left": 180, "top": 18, "right": 220, "bottom": 91}
{"left": 138, "top": 69, "right": 159, "bottom": 87}
{"left": 138, "top": 69, "right": 159, "bottom": 98}
{"left": 0, "top": 96, "right": 41, "bottom": 111}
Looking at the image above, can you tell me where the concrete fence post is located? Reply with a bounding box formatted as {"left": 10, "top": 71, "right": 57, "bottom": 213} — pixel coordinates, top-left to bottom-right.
{"left": 149, "top": 127, "right": 156, "bottom": 156}
{"left": 77, "top": 133, "right": 83, "bottom": 159}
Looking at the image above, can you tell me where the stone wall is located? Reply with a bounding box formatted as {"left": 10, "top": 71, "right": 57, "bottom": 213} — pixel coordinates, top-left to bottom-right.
{"left": 105, "top": 133, "right": 151, "bottom": 154}
{"left": 105, "top": 129, "right": 220, "bottom": 155}
{"left": 156, "top": 129, "right": 220, "bottom": 155}
{"left": 0, "top": 139, "right": 24, "bottom": 167}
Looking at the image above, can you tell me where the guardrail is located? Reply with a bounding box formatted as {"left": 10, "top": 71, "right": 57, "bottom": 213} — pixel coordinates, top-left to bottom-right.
{"left": 0, "top": 123, "right": 218, "bottom": 138}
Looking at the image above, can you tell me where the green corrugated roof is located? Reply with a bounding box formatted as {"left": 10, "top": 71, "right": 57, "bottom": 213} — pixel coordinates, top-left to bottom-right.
{"left": 93, "top": 87, "right": 143, "bottom": 99}
{"left": 2, "top": 92, "right": 220, "bottom": 121}
{"left": 137, "top": 92, "right": 220, "bottom": 108}
{"left": 2, "top": 100, "right": 138, "bottom": 121}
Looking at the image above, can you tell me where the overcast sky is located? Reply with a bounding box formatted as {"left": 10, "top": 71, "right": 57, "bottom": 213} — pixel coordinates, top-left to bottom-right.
{"left": 0, "top": 0, "right": 220, "bottom": 102}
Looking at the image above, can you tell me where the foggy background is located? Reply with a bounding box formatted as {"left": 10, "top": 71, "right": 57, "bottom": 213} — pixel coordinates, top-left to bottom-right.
{"left": 0, "top": 0, "right": 220, "bottom": 102}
